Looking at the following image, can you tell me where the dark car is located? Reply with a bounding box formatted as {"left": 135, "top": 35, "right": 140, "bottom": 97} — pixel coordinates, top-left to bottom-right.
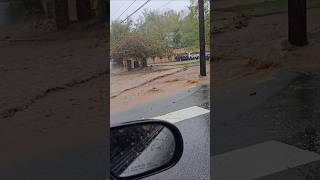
{"left": 205, "top": 52, "right": 210, "bottom": 60}
{"left": 175, "top": 53, "right": 193, "bottom": 61}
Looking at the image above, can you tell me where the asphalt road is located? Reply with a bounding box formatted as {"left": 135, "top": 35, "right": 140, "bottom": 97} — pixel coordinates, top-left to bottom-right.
{"left": 0, "top": 136, "right": 107, "bottom": 180}
{"left": 212, "top": 70, "right": 320, "bottom": 180}
{"left": 0, "top": 84, "right": 209, "bottom": 180}
{"left": 111, "top": 84, "right": 210, "bottom": 180}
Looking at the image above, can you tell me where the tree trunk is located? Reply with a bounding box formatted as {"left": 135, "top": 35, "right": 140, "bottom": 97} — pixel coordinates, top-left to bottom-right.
{"left": 141, "top": 59, "right": 147, "bottom": 67}
{"left": 210, "top": 0, "right": 214, "bottom": 62}
{"left": 288, "top": 0, "right": 308, "bottom": 46}
{"left": 198, "top": 0, "right": 206, "bottom": 76}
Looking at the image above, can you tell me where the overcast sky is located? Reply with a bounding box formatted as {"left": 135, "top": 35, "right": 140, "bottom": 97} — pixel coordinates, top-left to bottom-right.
{"left": 110, "top": 0, "right": 190, "bottom": 22}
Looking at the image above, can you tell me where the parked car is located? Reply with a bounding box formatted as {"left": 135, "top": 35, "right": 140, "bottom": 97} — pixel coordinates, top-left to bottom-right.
{"left": 175, "top": 53, "right": 193, "bottom": 61}
{"left": 191, "top": 53, "right": 200, "bottom": 59}
{"left": 205, "top": 52, "right": 210, "bottom": 60}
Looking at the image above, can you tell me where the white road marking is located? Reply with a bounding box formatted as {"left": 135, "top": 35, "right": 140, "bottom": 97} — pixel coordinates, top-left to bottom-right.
{"left": 151, "top": 106, "right": 210, "bottom": 123}
{"left": 212, "top": 140, "right": 320, "bottom": 180}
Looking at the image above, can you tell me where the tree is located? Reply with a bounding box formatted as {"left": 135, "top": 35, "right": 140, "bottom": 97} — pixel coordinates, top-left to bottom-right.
{"left": 180, "top": 0, "right": 210, "bottom": 49}
{"left": 180, "top": 14, "right": 199, "bottom": 49}
{"left": 110, "top": 19, "right": 133, "bottom": 46}
{"left": 135, "top": 9, "right": 183, "bottom": 48}
{"left": 109, "top": 0, "right": 210, "bottom": 53}
{"left": 111, "top": 33, "right": 171, "bottom": 67}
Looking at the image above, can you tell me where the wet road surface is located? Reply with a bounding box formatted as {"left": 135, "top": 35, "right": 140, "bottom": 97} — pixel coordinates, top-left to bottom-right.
{"left": 0, "top": 136, "right": 107, "bottom": 180}
{"left": 145, "top": 113, "right": 210, "bottom": 180}
{"left": 111, "top": 84, "right": 210, "bottom": 180}
{"left": 212, "top": 70, "right": 320, "bottom": 180}
{"left": 0, "top": 85, "right": 209, "bottom": 180}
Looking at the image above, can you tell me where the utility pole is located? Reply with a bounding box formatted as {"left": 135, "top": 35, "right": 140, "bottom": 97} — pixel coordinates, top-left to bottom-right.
{"left": 198, "top": 0, "right": 206, "bottom": 76}
{"left": 210, "top": 0, "right": 214, "bottom": 63}
{"left": 288, "top": 0, "right": 308, "bottom": 46}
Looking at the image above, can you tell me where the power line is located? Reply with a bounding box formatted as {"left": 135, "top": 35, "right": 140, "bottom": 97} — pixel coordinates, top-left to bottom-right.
{"left": 121, "top": 0, "right": 152, "bottom": 23}
{"left": 159, "top": 0, "right": 173, "bottom": 9}
{"left": 113, "top": 1, "right": 129, "bottom": 17}
{"left": 116, "top": 0, "right": 138, "bottom": 20}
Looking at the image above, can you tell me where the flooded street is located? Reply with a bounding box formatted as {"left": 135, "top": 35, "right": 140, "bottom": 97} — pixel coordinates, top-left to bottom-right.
{"left": 110, "top": 63, "right": 210, "bottom": 113}
{"left": 0, "top": 9, "right": 107, "bottom": 178}
{"left": 110, "top": 61, "right": 124, "bottom": 74}
{"left": 111, "top": 85, "right": 210, "bottom": 180}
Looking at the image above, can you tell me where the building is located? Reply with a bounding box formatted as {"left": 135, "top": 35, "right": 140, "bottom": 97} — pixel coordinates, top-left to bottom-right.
{"left": 146, "top": 55, "right": 175, "bottom": 64}
{"left": 122, "top": 58, "right": 140, "bottom": 71}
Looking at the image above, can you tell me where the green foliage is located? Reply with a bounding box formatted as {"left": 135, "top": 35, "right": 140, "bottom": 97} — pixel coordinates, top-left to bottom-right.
{"left": 110, "top": 33, "right": 171, "bottom": 65}
{"left": 182, "top": 59, "right": 200, "bottom": 66}
{"left": 179, "top": 0, "right": 210, "bottom": 48}
{"left": 110, "top": 0, "right": 211, "bottom": 54}
{"left": 180, "top": 15, "right": 199, "bottom": 48}
{"left": 110, "top": 19, "right": 133, "bottom": 46}
{"left": 135, "top": 9, "right": 183, "bottom": 48}
{"left": 111, "top": 33, "right": 150, "bottom": 61}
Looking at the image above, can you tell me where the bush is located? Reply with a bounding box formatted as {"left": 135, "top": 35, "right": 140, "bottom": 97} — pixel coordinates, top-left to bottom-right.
{"left": 111, "top": 33, "right": 171, "bottom": 67}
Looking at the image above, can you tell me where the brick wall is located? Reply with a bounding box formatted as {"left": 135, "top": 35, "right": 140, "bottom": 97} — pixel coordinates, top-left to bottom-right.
{"left": 147, "top": 56, "right": 175, "bottom": 64}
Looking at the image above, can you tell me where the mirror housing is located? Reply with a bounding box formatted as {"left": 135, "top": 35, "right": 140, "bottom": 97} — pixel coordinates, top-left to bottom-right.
{"left": 110, "top": 120, "right": 183, "bottom": 180}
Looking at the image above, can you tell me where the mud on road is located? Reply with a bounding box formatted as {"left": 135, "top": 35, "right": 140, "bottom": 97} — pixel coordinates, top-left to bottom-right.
{"left": 110, "top": 63, "right": 210, "bottom": 113}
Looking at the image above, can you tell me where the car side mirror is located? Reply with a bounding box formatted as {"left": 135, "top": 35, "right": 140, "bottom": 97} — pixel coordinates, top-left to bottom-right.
{"left": 110, "top": 120, "right": 183, "bottom": 180}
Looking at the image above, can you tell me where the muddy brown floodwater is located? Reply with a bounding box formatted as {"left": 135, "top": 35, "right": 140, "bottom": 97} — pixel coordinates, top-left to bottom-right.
{"left": 110, "top": 63, "right": 210, "bottom": 113}
{"left": 0, "top": 19, "right": 107, "bottom": 167}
